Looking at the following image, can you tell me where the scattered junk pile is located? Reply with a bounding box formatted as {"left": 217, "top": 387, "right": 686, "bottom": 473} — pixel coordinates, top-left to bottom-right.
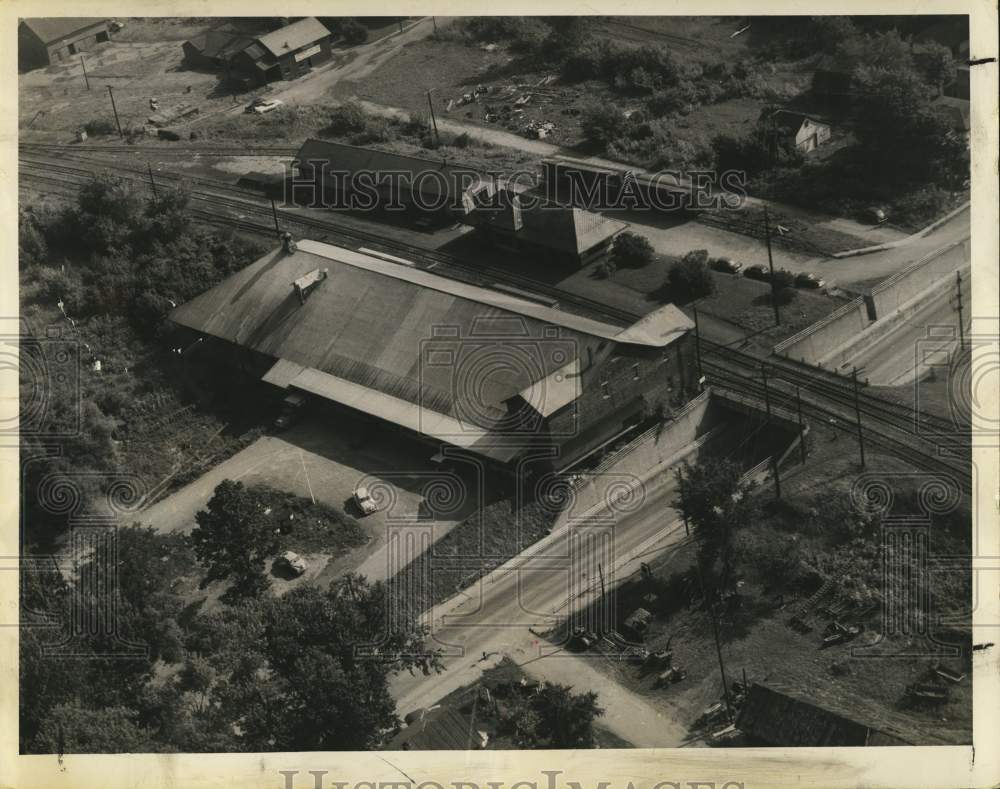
{"left": 443, "top": 73, "right": 581, "bottom": 140}
{"left": 567, "top": 603, "right": 688, "bottom": 691}
{"left": 787, "top": 577, "right": 877, "bottom": 649}
{"left": 905, "top": 661, "right": 966, "bottom": 705}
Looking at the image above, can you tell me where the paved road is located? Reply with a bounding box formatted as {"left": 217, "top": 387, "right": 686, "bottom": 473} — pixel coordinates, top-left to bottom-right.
{"left": 390, "top": 469, "right": 693, "bottom": 747}
{"left": 852, "top": 274, "right": 971, "bottom": 387}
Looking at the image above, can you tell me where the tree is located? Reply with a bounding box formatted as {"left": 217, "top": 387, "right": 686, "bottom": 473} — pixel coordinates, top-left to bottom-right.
{"left": 676, "top": 458, "right": 758, "bottom": 584}
{"left": 666, "top": 250, "right": 716, "bottom": 302}
{"left": 611, "top": 231, "right": 654, "bottom": 268}
{"left": 916, "top": 42, "right": 956, "bottom": 97}
{"left": 34, "top": 704, "right": 153, "bottom": 753}
{"left": 221, "top": 576, "right": 441, "bottom": 750}
{"left": 501, "top": 682, "right": 604, "bottom": 748}
{"left": 341, "top": 19, "right": 368, "bottom": 45}
{"left": 809, "top": 15, "right": 858, "bottom": 53}
{"left": 190, "top": 480, "right": 279, "bottom": 600}
{"left": 581, "top": 102, "right": 628, "bottom": 146}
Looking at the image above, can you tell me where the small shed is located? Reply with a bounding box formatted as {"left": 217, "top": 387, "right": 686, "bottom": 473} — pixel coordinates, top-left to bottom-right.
{"left": 766, "top": 109, "right": 832, "bottom": 153}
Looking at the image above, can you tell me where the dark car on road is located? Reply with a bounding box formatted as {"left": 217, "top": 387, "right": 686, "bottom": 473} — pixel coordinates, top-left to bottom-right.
{"left": 743, "top": 264, "right": 769, "bottom": 282}
{"left": 710, "top": 257, "right": 742, "bottom": 274}
{"left": 861, "top": 206, "right": 888, "bottom": 225}
{"left": 795, "top": 272, "right": 826, "bottom": 289}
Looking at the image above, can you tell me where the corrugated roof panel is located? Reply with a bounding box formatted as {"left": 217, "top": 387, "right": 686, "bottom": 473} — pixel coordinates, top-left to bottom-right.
{"left": 256, "top": 17, "right": 330, "bottom": 57}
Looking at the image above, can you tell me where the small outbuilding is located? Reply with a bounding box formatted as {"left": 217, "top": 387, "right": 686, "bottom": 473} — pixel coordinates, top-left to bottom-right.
{"left": 18, "top": 18, "right": 111, "bottom": 70}
{"left": 765, "top": 109, "right": 832, "bottom": 154}
{"left": 182, "top": 30, "right": 254, "bottom": 72}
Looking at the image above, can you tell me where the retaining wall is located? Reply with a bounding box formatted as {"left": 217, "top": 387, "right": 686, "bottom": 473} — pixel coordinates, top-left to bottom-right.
{"left": 868, "top": 239, "right": 970, "bottom": 319}
{"left": 553, "top": 390, "right": 714, "bottom": 527}
{"left": 772, "top": 297, "right": 872, "bottom": 366}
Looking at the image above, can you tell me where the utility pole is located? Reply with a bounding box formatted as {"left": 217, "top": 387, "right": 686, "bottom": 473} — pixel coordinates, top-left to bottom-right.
{"left": 851, "top": 366, "right": 866, "bottom": 468}
{"left": 677, "top": 471, "right": 690, "bottom": 537}
{"left": 426, "top": 89, "right": 440, "bottom": 147}
{"left": 270, "top": 198, "right": 281, "bottom": 237}
{"left": 106, "top": 85, "right": 123, "bottom": 139}
{"left": 763, "top": 204, "right": 780, "bottom": 326}
{"left": 955, "top": 270, "right": 966, "bottom": 354}
{"left": 147, "top": 163, "right": 158, "bottom": 200}
{"left": 432, "top": 16, "right": 438, "bottom": 34}
{"left": 695, "top": 559, "right": 732, "bottom": 720}
{"left": 597, "top": 562, "right": 606, "bottom": 600}
{"left": 80, "top": 55, "right": 90, "bottom": 90}
{"left": 761, "top": 363, "right": 772, "bottom": 421}
{"left": 795, "top": 386, "right": 807, "bottom": 464}
{"left": 692, "top": 304, "right": 703, "bottom": 381}
{"left": 771, "top": 456, "right": 782, "bottom": 500}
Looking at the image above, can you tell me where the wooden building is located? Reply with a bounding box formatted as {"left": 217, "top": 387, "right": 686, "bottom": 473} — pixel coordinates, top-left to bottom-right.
{"left": 18, "top": 18, "right": 111, "bottom": 70}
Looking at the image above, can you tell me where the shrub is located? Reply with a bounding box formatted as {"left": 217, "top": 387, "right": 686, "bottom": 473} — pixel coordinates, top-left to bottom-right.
{"left": 452, "top": 131, "right": 472, "bottom": 148}
{"left": 83, "top": 119, "right": 116, "bottom": 137}
{"left": 771, "top": 286, "right": 797, "bottom": 306}
{"left": 326, "top": 101, "right": 369, "bottom": 135}
{"left": 612, "top": 232, "right": 654, "bottom": 268}
{"left": 580, "top": 102, "right": 628, "bottom": 146}
{"left": 770, "top": 268, "right": 795, "bottom": 289}
{"left": 349, "top": 117, "right": 394, "bottom": 145}
{"left": 666, "top": 251, "right": 716, "bottom": 302}
{"left": 341, "top": 19, "right": 368, "bottom": 45}
{"left": 594, "top": 260, "right": 617, "bottom": 279}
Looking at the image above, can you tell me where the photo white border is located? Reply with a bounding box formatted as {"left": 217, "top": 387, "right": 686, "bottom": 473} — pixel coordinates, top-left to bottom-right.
{"left": 0, "top": 1, "right": 996, "bottom": 787}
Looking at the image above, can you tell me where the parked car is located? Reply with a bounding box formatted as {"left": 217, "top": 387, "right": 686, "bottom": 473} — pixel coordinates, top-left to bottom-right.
{"left": 274, "top": 392, "right": 307, "bottom": 430}
{"left": 274, "top": 551, "right": 308, "bottom": 577}
{"left": 245, "top": 98, "right": 284, "bottom": 115}
{"left": 861, "top": 206, "right": 888, "bottom": 225}
{"left": 353, "top": 485, "right": 383, "bottom": 516}
{"left": 795, "top": 272, "right": 826, "bottom": 289}
{"left": 710, "top": 257, "right": 742, "bottom": 274}
{"left": 743, "top": 264, "right": 769, "bottom": 282}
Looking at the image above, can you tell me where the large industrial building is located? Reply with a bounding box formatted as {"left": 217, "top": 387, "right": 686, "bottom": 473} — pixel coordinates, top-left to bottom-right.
{"left": 170, "top": 238, "right": 697, "bottom": 470}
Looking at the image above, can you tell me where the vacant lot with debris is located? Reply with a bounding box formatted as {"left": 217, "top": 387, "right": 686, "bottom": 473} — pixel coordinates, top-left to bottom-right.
{"left": 560, "top": 425, "right": 973, "bottom": 745}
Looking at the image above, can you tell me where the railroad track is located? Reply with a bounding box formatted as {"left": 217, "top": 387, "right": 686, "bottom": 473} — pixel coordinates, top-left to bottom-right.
{"left": 699, "top": 337, "right": 962, "bottom": 441}
{"left": 19, "top": 141, "right": 299, "bottom": 157}
{"left": 19, "top": 153, "right": 636, "bottom": 327}
{"left": 703, "top": 361, "right": 971, "bottom": 492}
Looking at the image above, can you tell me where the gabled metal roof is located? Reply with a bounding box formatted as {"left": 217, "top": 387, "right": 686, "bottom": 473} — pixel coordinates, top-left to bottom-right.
{"left": 255, "top": 17, "right": 330, "bottom": 58}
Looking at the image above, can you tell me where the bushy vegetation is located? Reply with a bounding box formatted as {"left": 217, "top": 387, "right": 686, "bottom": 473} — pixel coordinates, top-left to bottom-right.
{"left": 611, "top": 231, "right": 654, "bottom": 269}
{"left": 341, "top": 19, "right": 369, "bottom": 45}
{"left": 665, "top": 249, "right": 717, "bottom": 302}
{"left": 21, "top": 528, "right": 438, "bottom": 753}
{"left": 19, "top": 181, "right": 266, "bottom": 547}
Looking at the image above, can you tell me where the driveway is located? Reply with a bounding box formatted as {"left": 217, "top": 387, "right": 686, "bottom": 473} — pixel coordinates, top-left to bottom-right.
{"left": 138, "top": 413, "right": 479, "bottom": 584}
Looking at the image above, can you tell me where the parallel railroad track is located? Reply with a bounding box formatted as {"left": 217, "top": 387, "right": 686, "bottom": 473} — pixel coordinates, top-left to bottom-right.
{"left": 703, "top": 361, "right": 971, "bottom": 492}
{"left": 699, "top": 337, "right": 962, "bottom": 440}
{"left": 19, "top": 154, "right": 636, "bottom": 327}
{"left": 19, "top": 141, "right": 299, "bottom": 158}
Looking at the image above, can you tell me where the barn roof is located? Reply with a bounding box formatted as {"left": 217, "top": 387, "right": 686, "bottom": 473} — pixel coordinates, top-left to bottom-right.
{"left": 170, "top": 240, "right": 689, "bottom": 458}
{"left": 736, "top": 683, "right": 913, "bottom": 747}
{"left": 767, "top": 109, "right": 830, "bottom": 133}
{"left": 295, "top": 138, "right": 481, "bottom": 204}
{"left": 184, "top": 30, "right": 254, "bottom": 60}
{"left": 256, "top": 17, "right": 330, "bottom": 57}
{"left": 20, "top": 18, "right": 108, "bottom": 44}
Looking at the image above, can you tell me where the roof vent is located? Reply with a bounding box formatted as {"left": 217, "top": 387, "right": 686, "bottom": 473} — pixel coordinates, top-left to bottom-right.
{"left": 293, "top": 268, "right": 328, "bottom": 304}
